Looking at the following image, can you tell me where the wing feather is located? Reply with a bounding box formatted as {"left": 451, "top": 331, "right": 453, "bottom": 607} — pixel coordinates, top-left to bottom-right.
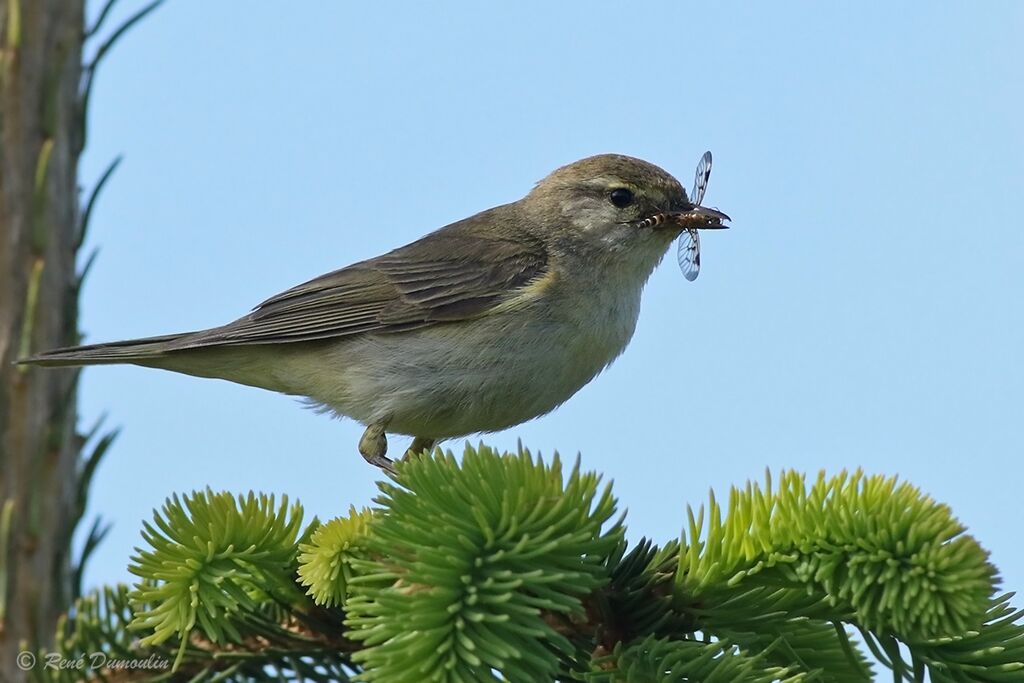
{"left": 169, "top": 208, "right": 549, "bottom": 349}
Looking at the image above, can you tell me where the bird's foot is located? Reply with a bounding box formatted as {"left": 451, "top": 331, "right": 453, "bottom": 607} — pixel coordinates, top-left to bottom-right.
{"left": 403, "top": 437, "right": 435, "bottom": 461}
{"left": 359, "top": 421, "right": 396, "bottom": 475}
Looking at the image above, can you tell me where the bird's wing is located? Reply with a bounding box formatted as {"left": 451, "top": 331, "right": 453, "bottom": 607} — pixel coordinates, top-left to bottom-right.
{"left": 171, "top": 219, "right": 550, "bottom": 348}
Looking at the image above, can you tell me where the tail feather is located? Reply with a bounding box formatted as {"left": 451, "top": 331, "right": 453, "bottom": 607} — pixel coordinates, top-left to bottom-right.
{"left": 18, "top": 332, "right": 193, "bottom": 367}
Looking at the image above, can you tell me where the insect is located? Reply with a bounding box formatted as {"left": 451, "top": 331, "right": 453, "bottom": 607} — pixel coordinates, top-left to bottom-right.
{"left": 677, "top": 151, "right": 713, "bottom": 282}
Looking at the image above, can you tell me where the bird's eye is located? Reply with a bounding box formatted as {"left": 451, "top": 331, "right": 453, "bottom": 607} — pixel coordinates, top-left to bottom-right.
{"left": 609, "top": 188, "right": 634, "bottom": 208}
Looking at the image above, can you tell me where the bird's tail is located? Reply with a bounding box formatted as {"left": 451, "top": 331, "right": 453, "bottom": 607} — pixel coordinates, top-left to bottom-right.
{"left": 18, "top": 333, "right": 192, "bottom": 367}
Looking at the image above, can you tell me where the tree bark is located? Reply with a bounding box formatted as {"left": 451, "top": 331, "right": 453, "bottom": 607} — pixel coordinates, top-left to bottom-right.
{"left": 0, "top": 1, "right": 85, "bottom": 681}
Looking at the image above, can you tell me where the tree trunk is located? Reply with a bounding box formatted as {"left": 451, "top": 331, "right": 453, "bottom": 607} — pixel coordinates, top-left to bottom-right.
{"left": 0, "top": 1, "right": 85, "bottom": 681}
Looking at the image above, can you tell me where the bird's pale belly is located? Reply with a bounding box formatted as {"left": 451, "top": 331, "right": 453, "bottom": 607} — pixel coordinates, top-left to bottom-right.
{"left": 297, "top": 293, "right": 642, "bottom": 439}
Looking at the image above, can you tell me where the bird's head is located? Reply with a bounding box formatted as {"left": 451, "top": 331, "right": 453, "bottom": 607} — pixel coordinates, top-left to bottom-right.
{"left": 520, "top": 153, "right": 729, "bottom": 270}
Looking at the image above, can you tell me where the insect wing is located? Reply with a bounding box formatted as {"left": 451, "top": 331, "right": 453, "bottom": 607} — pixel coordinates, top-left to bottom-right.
{"left": 677, "top": 228, "right": 701, "bottom": 281}
{"left": 690, "top": 151, "right": 713, "bottom": 206}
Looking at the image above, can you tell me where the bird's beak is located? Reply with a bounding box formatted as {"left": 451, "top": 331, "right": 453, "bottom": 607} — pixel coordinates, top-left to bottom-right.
{"left": 674, "top": 205, "right": 730, "bottom": 229}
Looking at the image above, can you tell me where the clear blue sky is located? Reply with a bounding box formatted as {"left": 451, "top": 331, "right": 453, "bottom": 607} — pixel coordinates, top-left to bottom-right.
{"left": 78, "top": 1, "right": 1023, "bottom": 603}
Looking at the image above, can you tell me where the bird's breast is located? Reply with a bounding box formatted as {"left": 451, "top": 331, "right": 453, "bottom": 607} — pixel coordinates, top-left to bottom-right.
{"left": 542, "top": 270, "right": 643, "bottom": 376}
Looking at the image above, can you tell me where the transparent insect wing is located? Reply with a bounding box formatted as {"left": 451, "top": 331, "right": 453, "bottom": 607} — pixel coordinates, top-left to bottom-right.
{"left": 691, "top": 151, "right": 713, "bottom": 206}
{"left": 678, "top": 151, "right": 713, "bottom": 281}
{"left": 677, "top": 228, "right": 700, "bottom": 281}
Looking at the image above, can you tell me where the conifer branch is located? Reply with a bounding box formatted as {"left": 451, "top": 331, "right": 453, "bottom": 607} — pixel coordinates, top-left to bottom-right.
{"left": 38, "top": 445, "right": 1023, "bottom": 682}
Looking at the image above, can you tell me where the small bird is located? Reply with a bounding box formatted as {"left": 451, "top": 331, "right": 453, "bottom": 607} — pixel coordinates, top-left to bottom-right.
{"left": 21, "top": 154, "right": 729, "bottom": 472}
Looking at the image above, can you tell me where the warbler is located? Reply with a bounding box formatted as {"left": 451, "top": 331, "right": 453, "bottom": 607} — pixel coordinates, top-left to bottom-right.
{"left": 21, "top": 154, "right": 729, "bottom": 472}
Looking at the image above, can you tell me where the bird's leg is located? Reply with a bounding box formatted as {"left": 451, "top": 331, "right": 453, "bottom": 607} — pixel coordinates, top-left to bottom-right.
{"left": 403, "top": 437, "right": 435, "bottom": 461}
{"left": 358, "top": 420, "right": 396, "bottom": 474}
